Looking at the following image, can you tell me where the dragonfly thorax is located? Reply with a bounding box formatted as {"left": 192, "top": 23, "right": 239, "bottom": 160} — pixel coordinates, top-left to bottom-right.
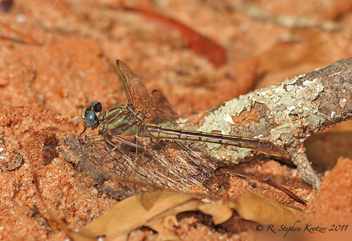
{"left": 100, "top": 104, "right": 145, "bottom": 136}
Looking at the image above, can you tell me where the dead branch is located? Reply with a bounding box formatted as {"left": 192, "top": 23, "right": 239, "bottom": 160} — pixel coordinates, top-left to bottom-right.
{"left": 186, "top": 58, "right": 352, "bottom": 189}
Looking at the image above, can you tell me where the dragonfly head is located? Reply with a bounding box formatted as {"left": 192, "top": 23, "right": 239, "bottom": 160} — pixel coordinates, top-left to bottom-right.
{"left": 82, "top": 101, "right": 102, "bottom": 129}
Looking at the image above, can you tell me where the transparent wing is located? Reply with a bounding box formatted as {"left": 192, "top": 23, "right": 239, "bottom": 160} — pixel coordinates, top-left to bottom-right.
{"left": 144, "top": 89, "right": 177, "bottom": 127}
{"left": 116, "top": 60, "right": 176, "bottom": 128}
{"left": 116, "top": 60, "right": 151, "bottom": 110}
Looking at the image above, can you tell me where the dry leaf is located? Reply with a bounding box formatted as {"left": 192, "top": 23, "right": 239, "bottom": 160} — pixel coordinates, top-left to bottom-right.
{"left": 198, "top": 200, "right": 234, "bottom": 225}
{"left": 305, "top": 131, "right": 352, "bottom": 171}
{"left": 70, "top": 191, "right": 299, "bottom": 240}
{"left": 75, "top": 192, "right": 202, "bottom": 240}
{"left": 232, "top": 192, "right": 298, "bottom": 227}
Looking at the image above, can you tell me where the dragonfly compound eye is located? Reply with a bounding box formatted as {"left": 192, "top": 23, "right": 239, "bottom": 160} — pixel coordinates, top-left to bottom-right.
{"left": 84, "top": 110, "right": 97, "bottom": 127}
{"left": 93, "top": 102, "right": 102, "bottom": 113}
{"left": 90, "top": 101, "right": 102, "bottom": 113}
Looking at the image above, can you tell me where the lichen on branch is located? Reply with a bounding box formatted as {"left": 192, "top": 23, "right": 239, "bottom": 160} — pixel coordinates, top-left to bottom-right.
{"left": 197, "top": 58, "right": 352, "bottom": 189}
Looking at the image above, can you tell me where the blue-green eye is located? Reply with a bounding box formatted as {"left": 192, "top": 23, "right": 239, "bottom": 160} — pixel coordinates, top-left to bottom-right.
{"left": 85, "top": 110, "right": 97, "bottom": 127}
{"left": 90, "top": 101, "right": 102, "bottom": 113}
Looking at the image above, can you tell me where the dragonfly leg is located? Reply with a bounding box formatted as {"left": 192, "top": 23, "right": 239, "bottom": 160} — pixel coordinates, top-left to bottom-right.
{"left": 79, "top": 126, "right": 87, "bottom": 136}
{"left": 110, "top": 135, "right": 145, "bottom": 150}
{"left": 102, "top": 136, "right": 123, "bottom": 157}
{"left": 100, "top": 135, "right": 138, "bottom": 168}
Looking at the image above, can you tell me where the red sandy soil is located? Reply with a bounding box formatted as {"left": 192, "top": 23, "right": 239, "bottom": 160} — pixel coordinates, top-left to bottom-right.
{"left": 0, "top": 0, "right": 352, "bottom": 240}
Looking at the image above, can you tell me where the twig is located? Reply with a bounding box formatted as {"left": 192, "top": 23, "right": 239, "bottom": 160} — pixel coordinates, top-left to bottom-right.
{"left": 189, "top": 58, "right": 352, "bottom": 189}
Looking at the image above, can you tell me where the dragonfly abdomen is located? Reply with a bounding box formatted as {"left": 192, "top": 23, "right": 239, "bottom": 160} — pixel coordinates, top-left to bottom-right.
{"left": 146, "top": 124, "right": 289, "bottom": 159}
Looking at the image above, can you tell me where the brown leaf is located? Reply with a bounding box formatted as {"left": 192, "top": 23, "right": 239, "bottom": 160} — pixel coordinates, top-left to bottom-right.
{"left": 305, "top": 131, "right": 352, "bottom": 171}
{"left": 76, "top": 192, "right": 202, "bottom": 240}
{"left": 198, "top": 200, "right": 234, "bottom": 225}
{"left": 35, "top": 185, "right": 300, "bottom": 240}
{"left": 232, "top": 192, "right": 298, "bottom": 227}
{"left": 74, "top": 192, "right": 300, "bottom": 240}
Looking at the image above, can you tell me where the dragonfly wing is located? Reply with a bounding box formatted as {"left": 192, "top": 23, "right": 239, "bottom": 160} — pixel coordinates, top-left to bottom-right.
{"left": 145, "top": 89, "right": 177, "bottom": 127}
{"left": 116, "top": 60, "right": 151, "bottom": 109}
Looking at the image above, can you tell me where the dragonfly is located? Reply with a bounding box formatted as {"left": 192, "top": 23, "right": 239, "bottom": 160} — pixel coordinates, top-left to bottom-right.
{"left": 80, "top": 60, "right": 290, "bottom": 161}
